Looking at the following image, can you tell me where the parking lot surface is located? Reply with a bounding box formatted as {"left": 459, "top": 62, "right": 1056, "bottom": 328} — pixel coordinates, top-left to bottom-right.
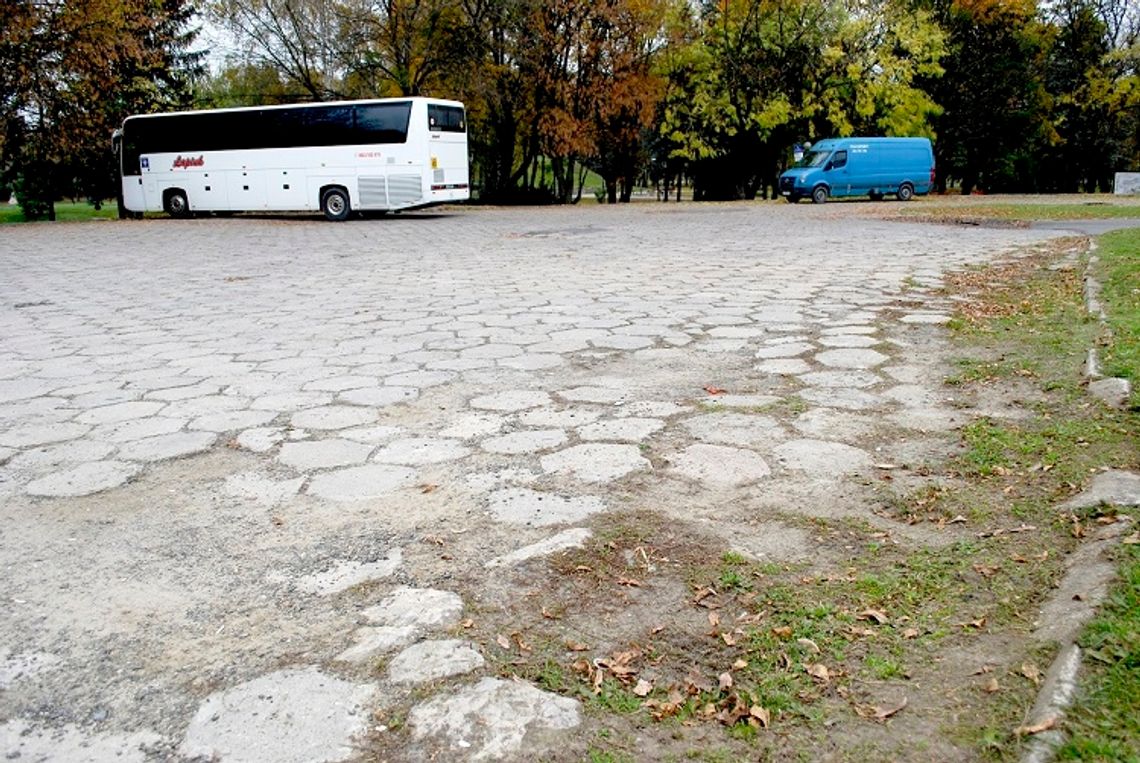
{"left": 0, "top": 204, "right": 1058, "bottom": 760}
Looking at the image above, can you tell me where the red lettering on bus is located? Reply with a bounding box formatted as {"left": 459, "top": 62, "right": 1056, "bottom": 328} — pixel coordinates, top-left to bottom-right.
{"left": 172, "top": 155, "right": 205, "bottom": 169}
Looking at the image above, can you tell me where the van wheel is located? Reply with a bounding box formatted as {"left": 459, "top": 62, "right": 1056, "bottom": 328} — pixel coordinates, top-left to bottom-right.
{"left": 869, "top": 191, "right": 883, "bottom": 201}
{"left": 811, "top": 186, "right": 828, "bottom": 204}
{"left": 321, "top": 187, "right": 351, "bottom": 222}
{"left": 164, "top": 189, "right": 191, "bottom": 218}
{"left": 785, "top": 194, "right": 801, "bottom": 204}
{"left": 897, "top": 183, "right": 914, "bottom": 202}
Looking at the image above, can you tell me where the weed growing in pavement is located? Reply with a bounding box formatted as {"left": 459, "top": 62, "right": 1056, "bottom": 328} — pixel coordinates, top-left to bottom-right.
{"left": 944, "top": 357, "right": 1037, "bottom": 386}
{"left": 587, "top": 747, "right": 635, "bottom": 763}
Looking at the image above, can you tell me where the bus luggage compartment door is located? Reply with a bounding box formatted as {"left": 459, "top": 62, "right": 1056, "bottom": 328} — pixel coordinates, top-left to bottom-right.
{"left": 225, "top": 170, "right": 267, "bottom": 211}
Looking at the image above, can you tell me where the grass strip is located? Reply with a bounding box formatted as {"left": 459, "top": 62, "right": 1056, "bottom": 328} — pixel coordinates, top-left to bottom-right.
{"left": 900, "top": 202, "right": 1140, "bottom": 222}
{"left": 0, "top": 201, "right": 118, "bottom": 224}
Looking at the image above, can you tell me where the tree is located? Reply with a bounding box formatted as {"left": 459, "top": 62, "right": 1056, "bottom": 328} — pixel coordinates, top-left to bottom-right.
{"left": 450, "top": 0, "right": 538, "bottom": 202}
{"left": 923, "top": 0, "right": 1053, "bottom": 193}
{"left": 583, "top": 0, "right": 667, "bottom": 203}
{"left": 209, "top": 0, "right": 356, "bottom": 99}
{"left": 341, "top": 0, "right": 470, "bottom": 96}
{"left": 1041, "top": 0, "right": 1115, "bottom": 191}
{"left": 1, "top": 0, "right": 203, "bottom": 219}
{"left": 196, "top": 62, "right": 299, "bottom": 107}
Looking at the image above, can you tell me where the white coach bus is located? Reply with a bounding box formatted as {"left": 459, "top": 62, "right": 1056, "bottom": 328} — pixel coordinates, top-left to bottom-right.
{"left": 112, "top": 97, "right": 469, "bottom": 221}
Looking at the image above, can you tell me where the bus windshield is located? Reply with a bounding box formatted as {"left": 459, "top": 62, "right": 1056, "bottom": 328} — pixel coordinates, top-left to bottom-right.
{"left": 792, "top": 150, "right": 831, "bottom": 169}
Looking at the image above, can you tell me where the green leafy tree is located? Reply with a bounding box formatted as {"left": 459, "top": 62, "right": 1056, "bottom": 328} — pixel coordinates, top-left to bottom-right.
{"left": 1042, "top": 0, "right": 1115, "bottom": 191}
{"left": 923, "top": 0, "right": 1053, "bottom": 193}
{"left": 1, "top": 0, "right": 203, "bottom": 220}
{"left": 657, "top": 0, "right": 941, "bottom": 201}
{"left": 196, "top": 62, "right": 299, "bottom": 107}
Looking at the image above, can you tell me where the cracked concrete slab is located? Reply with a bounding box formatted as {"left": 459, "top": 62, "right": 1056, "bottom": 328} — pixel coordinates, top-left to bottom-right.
{"left": 409, "top": 677, "right": 581, "bottom": 761}
{"left": 388, "top": 639, "right": 485, "bottom": 684}
{"left": 671, "top": 443, "right": 771, "bottom": 486}
{"left": 179, "top": 667, "right": 375, "bottom": 763}
{"left": 487, "top": 488, "right": 606, "bottom": 526}
{"left": 25, "top": 460, "right": 142, "bottom": 497}
{"left": 540, "top": 444, "right": 650, "bottom": 483}
{"left": 306, "top": 464, "right": 416, "bottom": 501}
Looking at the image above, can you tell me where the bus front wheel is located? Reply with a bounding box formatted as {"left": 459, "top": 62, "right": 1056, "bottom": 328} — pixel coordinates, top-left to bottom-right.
{"left": 321, "top": 188, "right": 351, "bottom": 222}
{"left": 164, "top": 189, "right": 191, "bottom": 218}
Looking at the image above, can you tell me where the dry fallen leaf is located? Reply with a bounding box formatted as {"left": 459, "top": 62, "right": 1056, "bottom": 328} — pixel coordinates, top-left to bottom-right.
{"left": 708, "top": 612, "right": 721, "bottom": 629}
{"left": 566, "top": 640, "right": 590, "bottom": 652}
{"left": 902, "top": 627, "right": 920, "bottom": 639}
{"left": 721, "top": 632, "right": 737, "bottom": 646}
{"left": 1016, "top": 717, "right": 1057, "bottom": 736}
{"left": 859, "top": 609, "right": 889, "bottom": 625}
{"left": 771, "top": 626, "right": 793, "bottom": 639}
{"left": 732, "top": 658, "right": 748, "bottom": 670}
{"left": 750, "top": 705, "right": 771, "bottom": 728}
{"left": 616, "top": 577, "right": 642, "bottom": 587}
{"left": 1021, "top": 663, "right": 1041, "bottom": 686}
{"left": 973, "top": 563, "right": 999, "bottom": 578}
{"left": 718, "top": 672, "right": 733, "bottom": 691}
{"left": 496, "top": 634, "right": 511, "bottom": 650}
{"left": 419, "top": 483, "right": 438, "bottom": 494}
{"left": 875, "top": 697, "right": 907, "bottom": 720}
{"left": 460, "top": 618, "right": 474, "bottom": 629}
{"left": 984, "top": 677, "right": 1001, "bottom": 693}
{"left": 806, "top": 663, "right": 831, "bottom": 682}
{"left": 1122, "top": 532, "right": 1139, "bottom": 546}
{"left": 541, "top": 607, "right": 560, "bottom": 620}
{"left": 633, "top": 679, "right": 653, "bottom": 697}
{"left": 703, "top": 385, "right": 727, "bottom": 395}
{"left": 797, "top": 637, "right": 821, "bottom": 654}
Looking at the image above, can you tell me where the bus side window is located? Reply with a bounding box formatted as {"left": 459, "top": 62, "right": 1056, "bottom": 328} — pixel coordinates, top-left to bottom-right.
{"left": 428, "top": 105, "right": 465, "bottom": 133}
{"left": 355, "top": 103, "right": 411, "bottom": 144}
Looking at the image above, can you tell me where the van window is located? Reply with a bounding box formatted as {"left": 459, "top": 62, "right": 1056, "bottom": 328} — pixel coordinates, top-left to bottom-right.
{"left": 793, "top": 150, "right": 830, "bottom": 168}
{"left": 830, "top": 150, "right": 847, "bottom": 169}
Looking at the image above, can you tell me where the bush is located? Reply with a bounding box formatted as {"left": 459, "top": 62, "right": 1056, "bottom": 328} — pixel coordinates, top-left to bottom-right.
{"left": 12, "top": 164, "right": 56, "bottom": 220}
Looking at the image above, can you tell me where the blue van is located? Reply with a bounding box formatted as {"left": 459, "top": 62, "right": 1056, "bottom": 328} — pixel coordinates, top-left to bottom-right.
{"left": 779, "top": 137, "right": 934, "bottom": 203}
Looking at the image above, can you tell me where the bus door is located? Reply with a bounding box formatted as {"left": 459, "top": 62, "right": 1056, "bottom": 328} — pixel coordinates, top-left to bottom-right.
{"left": 426, "top": 104, "right": 468, "bottom": 189}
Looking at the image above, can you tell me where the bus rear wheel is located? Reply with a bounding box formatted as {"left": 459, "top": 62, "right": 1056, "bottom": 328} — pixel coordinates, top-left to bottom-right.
{"left": 164, "top": 189, "right": 191, "bottom": 218}
{"left": 321, "top": 188, "right": 351, "bottom": 222}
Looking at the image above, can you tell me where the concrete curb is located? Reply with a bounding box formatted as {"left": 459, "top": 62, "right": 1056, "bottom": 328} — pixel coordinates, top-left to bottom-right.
{"left": 1082, "top": 240, "right": 1134, "bottom": 408}
{"left": 1019, "top": 237, "right": 1136, "bottom": 763}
